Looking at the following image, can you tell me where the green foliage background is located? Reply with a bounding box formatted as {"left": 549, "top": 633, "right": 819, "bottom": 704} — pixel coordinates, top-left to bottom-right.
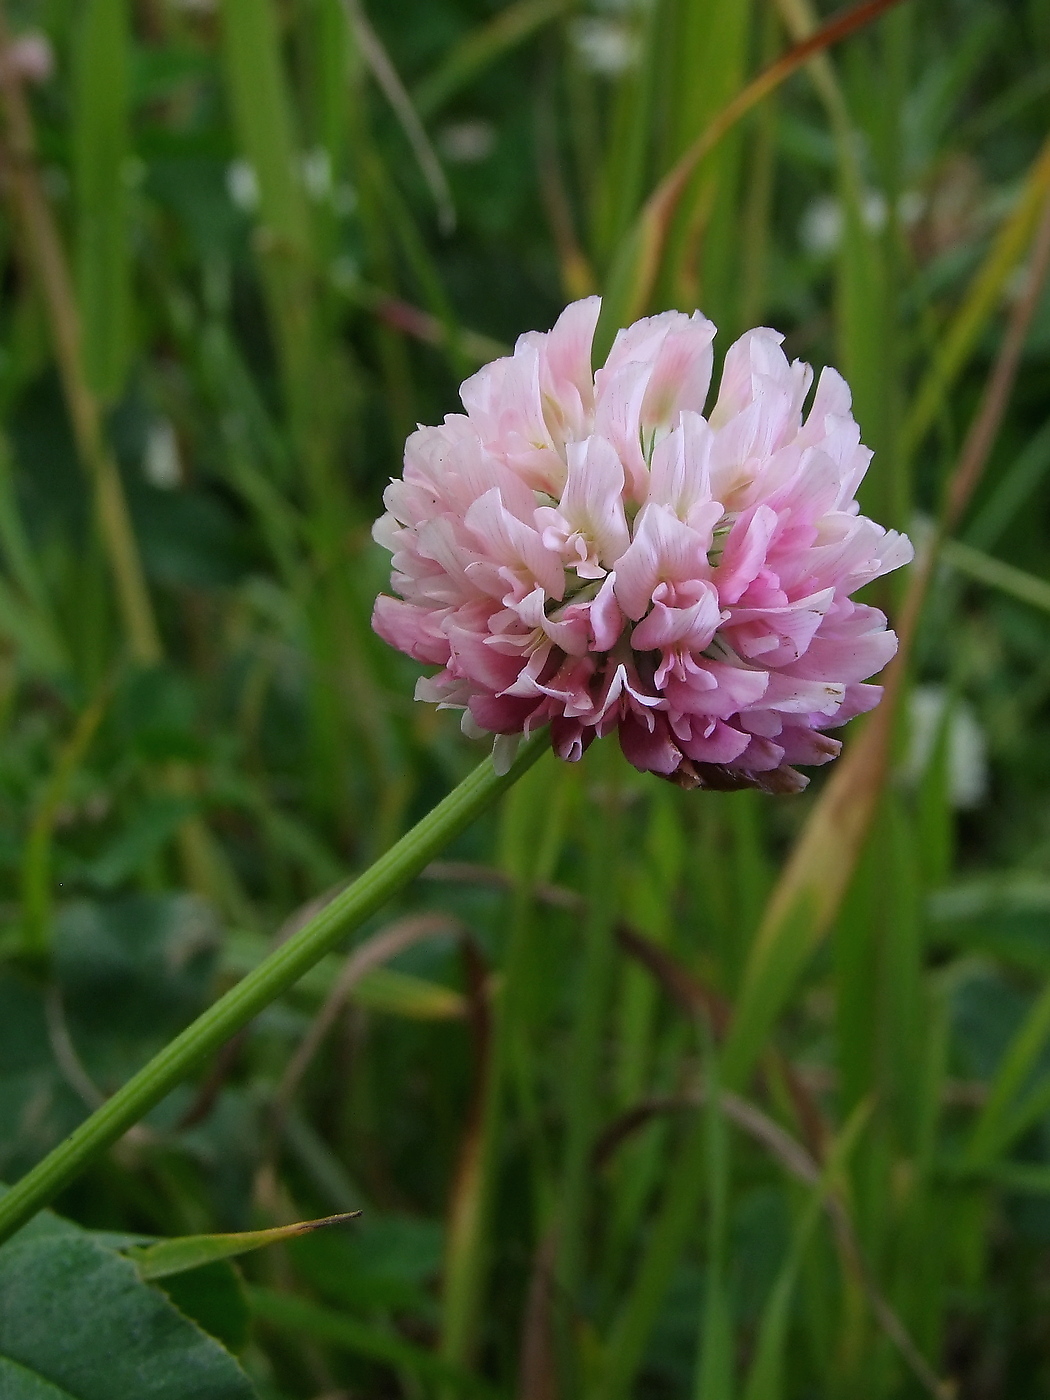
{"left": 2, "top": 0, "right": 1050, "bottom": 1395}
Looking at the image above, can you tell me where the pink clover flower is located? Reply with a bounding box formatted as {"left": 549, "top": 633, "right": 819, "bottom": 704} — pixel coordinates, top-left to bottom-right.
{"left": 372, "top": 298, "right": 913, "bottom": 791}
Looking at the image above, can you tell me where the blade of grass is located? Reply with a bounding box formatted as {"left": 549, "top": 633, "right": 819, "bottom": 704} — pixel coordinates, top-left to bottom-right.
{"left": 775, "top": 0, "right": 900, "bottom": 525}
{"left": 555, "top": 741, "right": 624, "bottom": 1304}
{"left": 942, "top": 538, "right": 1050, "bottom": 615}
{"left": 655, "top": 0, "right": 754, "bottom": 327}
{"left": 219, "top": 0, "right": 317, "bottom": 448}
{"left": 740, "top": 1103, "right": 871, "bottom": 1400}
{"left": 595, "top": 1086, "right": 946, "bottom": 1394}
{"left": 963, "top": 416, "right": 1050, "bottom": 550}
{"left": 414, "top": 0, "right": 575, "bottom": 120}
{"left": 20, "top": 683, "right": 109, "bottom": 955}
{"left": 438, "top": 753, "right": 568, "bottom": 1378}
{"left": 0, "top": 7, "right": 161, "bottom": 664}
{"left": 965, "top": 977, "right": 1050, "bottom": 1168}
{"left": 342, "top": 0, "right": 455, "bottom": 234}
{"left": 595, "top": 1103, "right": 709, "bottom": 1400}
{"left": 694, "top": 1032, "right": 733, "bottom": 1400}
{"left": 902, "top": 132, "right": 1050, "bottom": 462}
{"left": 603, "top": 791, "right": 686, "bottom": 1294}
{"left": 590, "top": 0, "right": 663, "bottom": 269}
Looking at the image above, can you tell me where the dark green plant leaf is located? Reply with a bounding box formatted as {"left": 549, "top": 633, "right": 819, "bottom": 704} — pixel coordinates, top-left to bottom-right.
{"left": 0, "top": 1205, "right": 256, "bottom": 1399}
{"left": 0, "top": 895, "right": 222, "bottom": 1177}
{"left": 157, "top": 1262, "right": 251, "bottom": 1356}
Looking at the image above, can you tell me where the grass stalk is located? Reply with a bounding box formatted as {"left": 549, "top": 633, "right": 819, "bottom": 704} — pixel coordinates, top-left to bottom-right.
{"left": 555, "top": 744, "right": 623, "bottom": 1304}
{"left": 0, "top": 12, "right": 161, "bottom": 665}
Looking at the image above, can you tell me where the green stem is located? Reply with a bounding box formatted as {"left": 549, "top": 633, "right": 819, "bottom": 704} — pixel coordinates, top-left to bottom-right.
{"left": 439, "top": 871, "right": 534, "bottom": 1375}
{"left": 0, "top": 734, "right": 548, "bottom": 1247}
{"left": 556, "top": 747, "right": 622, "bottom": 1300}
{"left": 596, "top": 1109, "right": 708, "bottom": 1400}
{"left": 439, "top": 752, "right": 557, "bottom": 1375}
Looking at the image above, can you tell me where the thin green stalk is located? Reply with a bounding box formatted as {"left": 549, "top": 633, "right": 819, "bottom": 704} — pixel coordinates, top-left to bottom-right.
{"left": 438, "top": 891, "right": 528, "bottom": 1379}
{"left": 0, "top": 6, "right": 161, "bottom": 665}
{"left": 21, "top": 685, "right": 110, "bottom": 955}
{"left": 439, "top": 754, "right": 559, "bottom": 1375}
{"left": 74, "top": 0, "right": 132, "bottom": 403}
{"left": 596, "top": 1108, "right": 709, "bottom": 1400}
{"left": 695, "top": 1035, "right": 732, "bottom": 1400}
{"left": 556, "top": 746, "right": 623, "bottom": 1302}
{"left": 0, "top": 734, "right": 548, "bottom": 1247}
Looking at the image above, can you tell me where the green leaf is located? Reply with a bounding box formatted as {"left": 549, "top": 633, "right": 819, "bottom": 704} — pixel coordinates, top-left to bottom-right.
{"left": 79, "top": 797, "right": 196, "bottom": 890}
{"left": 0, "top": 1208, "right": 256, "bottom": 1399}
{"left": 0, "top": 1356, "right": 78, "bottom": 1399}
{"left": 0, "top": 894, "right": 223, "bottom": 1180}
{"left": 54, "top": 894, "right": 221, "bottom": 1078}
{"left": 156, "top": 1263, "right": 250, "bottom": 1356}
{"left": 128, "top": 1212, "right": 361, "bottom": 1280}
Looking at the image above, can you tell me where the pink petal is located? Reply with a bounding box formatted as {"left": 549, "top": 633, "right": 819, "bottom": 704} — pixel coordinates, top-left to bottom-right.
{"left": 372, "top": 596, "right": 452, "bottom": 665}
{"left": 714, "top": 504, "right": 777, "bottom": 604}
{"left": 464, "top": 488, "right": 566, "bottom": 600}
{"left": 589, "top": 572, "right": 625, "bottom": 651}
{"left": 618, "top": 711, "right": 683, "bottom": 775}
{"left": 614, "top": 505, "right": 710, "bottom": 619}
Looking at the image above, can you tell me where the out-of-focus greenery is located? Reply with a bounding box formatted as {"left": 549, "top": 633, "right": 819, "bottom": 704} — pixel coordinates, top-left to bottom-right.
{"left": 1, "top": 0, "right": 1050, "bottom": 1395}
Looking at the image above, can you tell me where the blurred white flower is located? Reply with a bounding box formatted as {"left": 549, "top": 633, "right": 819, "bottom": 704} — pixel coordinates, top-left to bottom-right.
{"left": 143, "top": 420, "right": 183, "bottom": 490}
{"left": 800, "top": 196, "right": 843, "bottom": 256}
{"left": 2, "top": 32, "right": 54, "bottom": 84}
{"left": 329, "top": 256, "right": 359, "bottom": 292}
{"left": 301, "top": 148, "right": 332, "bottom": 202}
{"left": 899, "top": 189, "right": 926, "bottom": 228}
{"left": 438, "top": 120, "right": 496, "bottom": 165}
{"left": 570, "top": 18, "right": 638, "bottom": 74}
{"left": 332, "top": 183, "right": 357, "bottom": 217}
{"left": 800, "top": 189, "right": 909, "bottom": 256}
{"left": 904, "top": 685, "right": 988, "bottom": 810}
{"left": 123, "top": 156, "right": 146, "bottom": 190}
{"left": 42, "top": 166, "right": 69, "bottom": 202}
{"left": 226, "top": 159, "right": 259, "bottom": 213}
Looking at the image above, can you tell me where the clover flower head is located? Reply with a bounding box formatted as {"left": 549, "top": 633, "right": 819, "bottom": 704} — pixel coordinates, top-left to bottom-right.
{"left": 372, "top": 297, "right": 913, "bottom": 791}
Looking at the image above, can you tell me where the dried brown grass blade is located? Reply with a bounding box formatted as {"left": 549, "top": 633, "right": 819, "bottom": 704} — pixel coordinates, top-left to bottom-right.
{"left": 517, "top": 1228, "right": 560, "bottom": 1400}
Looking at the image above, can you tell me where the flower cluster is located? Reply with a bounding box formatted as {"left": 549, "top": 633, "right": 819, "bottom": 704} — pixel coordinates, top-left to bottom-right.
{"left": 372, "top": 298, "right": 912, "bottom": 791}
